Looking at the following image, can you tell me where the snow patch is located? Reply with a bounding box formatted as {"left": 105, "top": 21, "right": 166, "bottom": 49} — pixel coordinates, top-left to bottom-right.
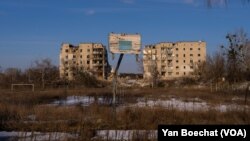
{"left": 129, "top": 98, "right": 208, "bottom": 111}
{"left": 94, "top": 130, "right": 157, "bottom": 141}
{"left": 51, "top": 96, "right": 108, "bottom": 106}
{"left": 0, "top": 131, "right": 77, "bottom": 141}
{"left": 127, "top": 98, "right": 249, "bottom": 112}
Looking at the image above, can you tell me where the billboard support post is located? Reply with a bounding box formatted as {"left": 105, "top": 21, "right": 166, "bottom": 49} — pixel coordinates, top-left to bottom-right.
{"left": 112, "top": 53, "right": 124, "bottom": 123}
{"left": 108, "top": 32, "right": 141, "bottom": 124}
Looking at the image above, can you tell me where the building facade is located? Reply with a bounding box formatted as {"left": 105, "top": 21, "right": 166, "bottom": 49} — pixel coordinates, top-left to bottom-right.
{"left": 59, "top": 43, "right": 110, "bottom": 80}
{"left": 143, "top": 41, "right": 206, "bottom": 79}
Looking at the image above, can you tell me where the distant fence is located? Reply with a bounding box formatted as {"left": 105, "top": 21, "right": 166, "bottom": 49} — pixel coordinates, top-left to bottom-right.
{"left": 11, "top": 84, "right": 35, "bottom": 92}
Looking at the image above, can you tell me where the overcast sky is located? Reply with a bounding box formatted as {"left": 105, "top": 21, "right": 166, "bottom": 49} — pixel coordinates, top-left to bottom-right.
{"left": 0, "top": 0, "right": 250, "bottom": 73}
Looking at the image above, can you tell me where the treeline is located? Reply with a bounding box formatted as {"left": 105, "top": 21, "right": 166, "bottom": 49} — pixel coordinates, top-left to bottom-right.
{"left": 195, "top": 30, "right": 250, "bottom": 84}
{"left": 0, "top": 58, "right": 104, "bottom": 90}
{"left": 0, "top": 59, "right": 59, "bottom": 89}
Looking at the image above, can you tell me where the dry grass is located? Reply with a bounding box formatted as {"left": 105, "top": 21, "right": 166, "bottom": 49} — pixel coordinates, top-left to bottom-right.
{"left": 0, "top": 87, "right": 249, "bottom": 140}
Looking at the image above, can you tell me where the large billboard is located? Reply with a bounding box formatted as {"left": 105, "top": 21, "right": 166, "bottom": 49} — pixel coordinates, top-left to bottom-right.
{"left": 109, "top": 33, "right": 141, "bottom": 54}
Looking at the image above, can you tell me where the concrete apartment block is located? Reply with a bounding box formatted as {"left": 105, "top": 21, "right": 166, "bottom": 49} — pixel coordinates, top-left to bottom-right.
{"left": 59, "top": 43, "right": 110, "bottom": 80}
{"left": 143, "top": 41, "right": 206, "bottom": 79}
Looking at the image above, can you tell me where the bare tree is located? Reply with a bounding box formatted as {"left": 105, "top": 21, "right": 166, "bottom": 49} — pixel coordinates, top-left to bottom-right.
{"left": 208, "top": 52, "right": 225, "bottom": 82}
{"left": 206, "top": 0, "right": 227, "bottom": 7}
{"left": 194, "top": 51, "right": 225, "bottom": 83}
{"left": 244, "top": 42, "right": 250, "bottom": 79}
{"left": 206, "top": 0, "right": 249, "bottom": 7}
{"left": 0, "top": 68, "right": 24, "bottom": 88}
{"left": 0, "top": 66, "right": 3, "bottom": 88}
{"left": 60, "top": 57, "right": 99, "bottom": 87}
{"left": 4, "top": 68, "right": 22, "bottom": 84}
{"left": 28, "top": 58, "right": 59, "bottom": 89}
{"left": 74, "top": 69, "right": 99, "bottom": 87}
{"left": 152, "top": 64, "right": 159, "bottom": 88}
{"left": 148, "top": 58, "right": 159, "bottom": 88}
{"left": 221, "top": 29, "right": 249, "bottom": 83}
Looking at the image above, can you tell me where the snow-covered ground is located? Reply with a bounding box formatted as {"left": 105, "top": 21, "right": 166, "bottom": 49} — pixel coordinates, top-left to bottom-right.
{"left": 130, "top": 98, "right": 208, "bottom": 111}
{"left": 51, "top": 96, "right": 110, "bottom": 106}
{"left": 0, "top": 131, "right": 77, "bottom": 141}
{"left": 127, "top": 98, "right": 248, "bottom": 112}
{"left": 94, "top": 130, "right": 157, "bottom": 141}
{"left": 50, "top": 96, "right": 248, "bottom": 112}
{"left": 0, "top": 130, "right": 156, "bottom": 141}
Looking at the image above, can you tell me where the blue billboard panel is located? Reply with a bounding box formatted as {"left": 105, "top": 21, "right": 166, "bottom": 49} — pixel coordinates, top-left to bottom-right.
{"left": 119, "top": 40, "right": 132, "bottom": 50}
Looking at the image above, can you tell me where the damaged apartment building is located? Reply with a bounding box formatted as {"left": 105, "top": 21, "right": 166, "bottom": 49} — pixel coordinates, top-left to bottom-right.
{"left": 143, "top": 41, "right": 206, "bottom": 79}
{"left": 59, "top": 43, "right": 111, "bottom": 80}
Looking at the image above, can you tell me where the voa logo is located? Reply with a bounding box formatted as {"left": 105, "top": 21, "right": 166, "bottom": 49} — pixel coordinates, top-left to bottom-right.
{"left": 221, "top": 129, "right": 245, "bottom": 137}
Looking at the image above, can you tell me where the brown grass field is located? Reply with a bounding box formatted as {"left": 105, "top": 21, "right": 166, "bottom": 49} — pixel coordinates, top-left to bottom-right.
{"left": 0, "top": 87, "right": 249, "bottom": 140}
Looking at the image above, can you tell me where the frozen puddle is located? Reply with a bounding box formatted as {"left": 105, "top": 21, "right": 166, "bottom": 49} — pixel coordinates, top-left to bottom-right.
{"left": 0, "top": 131, "right": 77, "bottom": 141}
